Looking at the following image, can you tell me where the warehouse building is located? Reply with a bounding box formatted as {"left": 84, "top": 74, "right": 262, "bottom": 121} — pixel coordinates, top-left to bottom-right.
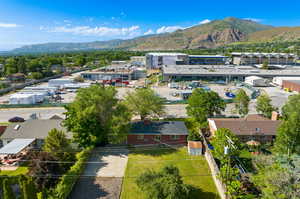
{"left": 146, "top": 53, "right": 189, "bottom": 69}
{"left": 162, "top": 65, "right": 300, "bottom": 82}
{"left": 244, "top": 76, "right": 269, "bottom": 87}
{"left": 189, "top": 55, "right": 228, "bottom": 65}
{"left": 282, "top": 80, "right": 300, "bottom": 92}
{"left": 130, "top": 56, "right": 146, "bottom": 65}
{"left": 272, "top": 76, "right": 300, "bottom": 86}
{"left": 232, "top": 52, "right": 297, "bottom": 65}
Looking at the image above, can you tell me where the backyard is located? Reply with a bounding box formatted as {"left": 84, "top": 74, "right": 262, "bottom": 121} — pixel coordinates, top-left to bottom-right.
{"left": 120, "top": 147, "right": 219, "bottom": 199}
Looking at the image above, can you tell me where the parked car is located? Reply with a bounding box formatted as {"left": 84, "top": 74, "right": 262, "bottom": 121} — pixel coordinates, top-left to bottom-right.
{"left": 8, "top": 116, "right": 25, "bottom": 123}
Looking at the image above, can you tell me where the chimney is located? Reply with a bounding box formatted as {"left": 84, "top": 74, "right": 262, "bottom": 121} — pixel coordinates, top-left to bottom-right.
{"left": 143, "top": 119, "right": 151, "bottom": 125}
{"left": 271, "top": 111, "right": 279, "bottom": 121}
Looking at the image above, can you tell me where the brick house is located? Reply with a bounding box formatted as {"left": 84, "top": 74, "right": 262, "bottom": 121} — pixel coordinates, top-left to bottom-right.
{"left": 127, "top": 120, "right": 188, "bottom": 145}
{"left": 208, "top": 114, "right": 282, "bottom": 143}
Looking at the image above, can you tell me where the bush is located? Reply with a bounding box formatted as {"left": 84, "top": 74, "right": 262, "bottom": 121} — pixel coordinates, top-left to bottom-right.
{"left": 49, "top": 148, "right": 92, "bottom": 199}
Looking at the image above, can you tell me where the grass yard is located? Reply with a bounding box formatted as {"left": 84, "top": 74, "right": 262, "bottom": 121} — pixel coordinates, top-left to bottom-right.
{"left": 121, "top": 147, "right": 219, "bottom": 199}
{"left": 0, "top": 166, "right": 29, "bottom": 176}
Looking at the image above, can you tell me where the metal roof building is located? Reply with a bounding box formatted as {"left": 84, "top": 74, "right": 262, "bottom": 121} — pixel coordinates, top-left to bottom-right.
{"left": 0, "top": 138, "right": 35, "bottom": 155}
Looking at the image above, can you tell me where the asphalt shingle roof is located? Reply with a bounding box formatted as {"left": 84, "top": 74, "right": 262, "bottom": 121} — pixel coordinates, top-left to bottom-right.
{"left": 1, "top": 119, "right": 72, "bottom": 140}
{"left": 130, "top": 121, "right": 188, "bottom": 135}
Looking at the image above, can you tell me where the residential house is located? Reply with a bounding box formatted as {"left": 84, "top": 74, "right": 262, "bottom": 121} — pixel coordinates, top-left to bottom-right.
{"left": 127, "top": 120, "right": 188, "bottom": 145}
{"left": 1, "top": 118, "right": 71, "bottom": 148}
{"left": 8, "top": 73, "right": 26, "bottom": 82}
{"left": 208, "top": 114, "right": 281, "bottom": 143}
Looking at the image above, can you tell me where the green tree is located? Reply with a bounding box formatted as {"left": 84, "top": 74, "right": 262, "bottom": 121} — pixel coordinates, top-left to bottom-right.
{"left": 124, "top": 88, "right": 165, "bottom": 120}
{"left": 5, "top": 57, "right": 18, "bottom": 75}
{"left": 64, "top": 85, "right": 131, "bottom": 147}
{"left": 186, "top": 88, "right": 225, "bottom": 125}
{"left": 274, "top": 111, "right": 300, "bottom": 155}
{"left": 281, "top": 94, "right": 300, "bottom": 120}
{"left": 17, "top": 57, "right": 27, "bottom": 74}
{"left": 136, "top": 165, "right": 194, "bottom": 199}
{"left": 19, "top": 176, "right": 38, "bottom": 199}
{"left": 211, "top": 128, "right": 241, "bottom": 162}
{"left": 3, "top": 179, "right": 15, "bottom": 199}
{"left": 43, "top": 128, "right": 74, "bottom": 162}
{"left": 234, "top": 89, "right": 250, "bottom": 117}
{"left": 262, "top": 61, "right": 269, "bottom": 70}
{"left": 29, "top": 72, "right": 43, "bottom": 80}
{"left": 256, "top": 94, "right": 276, "bottom": 118}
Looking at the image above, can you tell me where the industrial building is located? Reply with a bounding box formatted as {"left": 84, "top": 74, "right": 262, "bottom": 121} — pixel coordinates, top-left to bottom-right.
{"left": 189, "top": 55, "right": 228, "bottom": 65}
{"left": 146, "top": 53, "right": 189, "bottom": 69}
{"left": 282, "top": 80, "right": 300, "bottom": 92}
{"left": 272, "top": 76, "right": 300, "bottom": 86}
{"left": 130, "top": 56, "right": 146, "bottom": 65}
{"left": 48, "top": 79, "right": 74, "bottom": 87}
{"left": 232, "top": 52, "right": 297, "bottom": 65}
{"left": 81, "top": 65, "right": 146, "bottom": 81}
{"left": 9, "top": 93, "right": 40, "bottom": 105}
{"left": 162, "top": 65, "right": 300, "bottom": 82}
{"left": 244, "top": 76, "right": 268, "bottom": 87}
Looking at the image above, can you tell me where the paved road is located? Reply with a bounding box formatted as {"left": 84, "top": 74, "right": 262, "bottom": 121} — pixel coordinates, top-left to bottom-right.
{"left": 70, "top": 148, "right": 128, "bottom": 199}
{"left": 0, "top": 105, "right": 188, "bottom": 122}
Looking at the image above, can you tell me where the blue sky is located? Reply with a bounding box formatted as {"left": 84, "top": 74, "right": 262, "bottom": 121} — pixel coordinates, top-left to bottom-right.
{"left": 0, "top": 0, "right": 300, "bottom": 50}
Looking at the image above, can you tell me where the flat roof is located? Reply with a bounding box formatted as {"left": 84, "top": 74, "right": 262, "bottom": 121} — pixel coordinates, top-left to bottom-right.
{"left": 147, "top": 52, "right": 187, "bottom": 56}
{"left": 189, "top": 55, "right": 228, "bottom": 58}
{"left": 130, "top": 121, "right": 188, "bottom": 135}
{"left": 231, "top": 52, "right": 297, "bottom": 57}
{"left": 283, "top": 80, "right": 300, "bottom": 84}
{"left": 0, "top": 139, "right": 35, "bottom": 155}
{"left": 162, "top": 65, "right": 300, "bottom": 77}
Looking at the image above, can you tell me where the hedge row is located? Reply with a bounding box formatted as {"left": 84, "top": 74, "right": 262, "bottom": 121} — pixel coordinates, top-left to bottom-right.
{"left": 49, "top": 148, "right": 92, "bottom": 199}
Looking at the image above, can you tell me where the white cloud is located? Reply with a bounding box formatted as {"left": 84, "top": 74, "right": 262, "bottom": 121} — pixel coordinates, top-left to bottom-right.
{"left": 243, "top": 18, "right": 261, "bottom": 22}
{"left": 48, "top": 25, "right": 142, "bottom": 38}
{"left": 144, "top": 29, "right": 154, "bottom": 35}
{"left": 63, "top": 20, "right": 72, "bottom": 23}
{"left": 156, "top": 26, "right": 184, "bottom": 34}
{"left": 0, "top": 22, "right": 20, "bottom": 28}
{"left": 199, "top": 19, "right": 211, "bottom": 25}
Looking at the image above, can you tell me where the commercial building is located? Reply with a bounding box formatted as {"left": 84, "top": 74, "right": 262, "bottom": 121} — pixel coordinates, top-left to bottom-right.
{"left": 81, "top": 65, "right": 146, "bottom": 81}
{"left": 48, "top": 79, "right": 74, "bottom": 87}
{"left": 130, "top": 56, "right": 146, "bottom": 65}
{"left": 282, "top": 80, "right": 300, "bottom": 92}
{"left": 232, "top": 52, "right": 297, "bottom": 65}
{"left": 146, "top": 53, "right": 189, "bottom": 69}
{"left": 162, "top": 65, "right": 300, "bottom": 82}
{"left": 208, "top": 114, "right": 281, "bottom": 143}
{"left": 189, "top": 55, "right": 228, "bottom": 65}
{"left": 272, "top": 76, "right": 300, "bottom": 86}
{"left": 244, "top": 76, "right": 268, "bottom": 87}
{"left": 127, "top": 120, "right": 188, "bottom": 145}
{"left": 9, "top": 93, "right": 38, "bottom": 105}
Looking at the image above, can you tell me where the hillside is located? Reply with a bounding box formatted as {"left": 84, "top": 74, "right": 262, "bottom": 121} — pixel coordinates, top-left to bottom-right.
{"left": 247, "top": 27, "right": 300, "bottom": 42}
{"left": 9, "top": 17, "right": 274, "bottom": 53}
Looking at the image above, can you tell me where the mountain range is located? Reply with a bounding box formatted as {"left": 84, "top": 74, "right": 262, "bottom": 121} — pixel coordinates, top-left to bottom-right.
{"left": 7, "top": 17, "right": 300, "bottom": 54}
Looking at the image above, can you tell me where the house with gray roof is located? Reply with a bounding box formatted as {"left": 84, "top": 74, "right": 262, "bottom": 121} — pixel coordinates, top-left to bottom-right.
{"left": 127, "top": 120, "right": 188, "bottom": 145}
{"left": 1, "top": 119, "right": 72, "bottom": 148}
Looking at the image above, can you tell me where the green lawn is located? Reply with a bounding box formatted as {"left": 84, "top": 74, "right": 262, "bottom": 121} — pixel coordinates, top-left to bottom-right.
{"left": 0, "top": 166, "right": 29, "bottom": 176}
{"left": 121, "top": 147, "right": 219, "bottom": 199}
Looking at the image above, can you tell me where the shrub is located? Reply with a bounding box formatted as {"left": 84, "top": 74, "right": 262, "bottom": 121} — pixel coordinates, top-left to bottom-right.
{"left": 50, "top": 148, "right": 92, "bottom": 199}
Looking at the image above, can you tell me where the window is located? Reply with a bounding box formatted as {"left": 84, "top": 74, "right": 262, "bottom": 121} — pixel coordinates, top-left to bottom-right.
{"left": 170, "top": 135, "right": 180, "bottom": 140}
{"left": 137, "top": 135, "right": 144, "bottom": 140}
{"left": 154, "top": 135, "right": 161, "bottom": 141}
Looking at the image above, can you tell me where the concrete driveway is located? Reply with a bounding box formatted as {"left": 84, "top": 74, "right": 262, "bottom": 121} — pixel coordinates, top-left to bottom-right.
{"left": 70, "top": 147, "right": 128, "bottom": 199}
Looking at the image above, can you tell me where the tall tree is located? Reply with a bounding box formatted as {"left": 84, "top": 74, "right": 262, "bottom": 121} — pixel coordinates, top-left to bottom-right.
{"left": 19, "top": 175, "right": 38, "bottom": 199}
{"left": 43, "top": 128, "right": 74, "bottom": 162}
{"left": 211, "top": 128, "right": 241, "bottom": 162}
{"left": 136, "top": 165, "right": 193, "bottom": 199}
{"left": 281, "top": 94, "right": 300, "bottom": 120}
{"left": 274, "top": 111, "right": 300, "bottom": 155}
{"left": 64, "top": 85, "right": 131, "bottom": 147}
{"left": 3, "top": 179, "right": 15, "bottom": 199}
{"left": 186, "top": 88, "right": 225, "bottom": 125}
{"left": 234, "top": 89, "right": 250, "bottom": 117}
{"left": 256, "top": 94, "right": 276, "bottom": 118}
{"left": 124, "top": 88, "right": 165, "bottom": 120}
